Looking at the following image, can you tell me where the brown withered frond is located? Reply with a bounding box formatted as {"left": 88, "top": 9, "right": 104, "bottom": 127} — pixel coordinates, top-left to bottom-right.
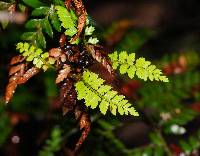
{"left": 59, "top": 78, "right": 77, "bottom": 115}
{"left": 74, "top": 105, "right": 91, "bottom": 152}
{"left": 86, "top": 45, "right": 114, "bottom": 74}
{"left": 56, "top": 65, "right": 71, "bottom": 84}
{"left": 5, "top": 56, "right": 40, "bottom": 103}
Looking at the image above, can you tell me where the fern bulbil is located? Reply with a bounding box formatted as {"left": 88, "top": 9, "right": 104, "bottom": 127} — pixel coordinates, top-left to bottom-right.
{"left": 75, "top": 70, "right": 139, "bottom": 116}
{"left": 109, "top": 51, "right": 169, "bottom": 82}
{"left": 16, "top": 42, "right": 55, "bottom": 70}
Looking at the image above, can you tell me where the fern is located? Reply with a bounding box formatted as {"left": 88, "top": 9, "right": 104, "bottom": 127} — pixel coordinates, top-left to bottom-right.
{"left": 55, "top": 6, "right": 99, "bottom": 44}
{"left": 38, "top": 127, "right": 62, "bottom": 156}
{"left": 178, "top": 129, "right": 200, "bottom": 155}
{"left": 21, "top": 3, "right": 62, "bottom": 49}
{"left": 87, "top": 37, "right": 99, "bottom": 44}
{"left": 75, "top": 70, "right": 139, "bottom": 116}
{"left": 139, "top": 71, "right": 199, "bottom": 132}
{"left": 84, "top": 25, "right": 99, "bottom": 44}
{"left": 16, "top": 42, "right": 55, "bottom": 70}
{"left": 129, "top": 132, "right": 166, "bottom": 156}
{"left": 31, "top": 5, "right": 62, "bottom": 33}
{"left": 109, "top": 51, "right": 169, "bottom": 82}
{"left": 85, "top": 26, "right": 95, "bottom": 36}
{"left": 55, "top": 6, "right": 77, "bottom": 38}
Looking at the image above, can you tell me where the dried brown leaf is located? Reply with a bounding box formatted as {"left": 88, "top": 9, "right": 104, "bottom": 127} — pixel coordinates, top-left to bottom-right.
{"left": 9, "top": 64, "right": 25, "bottom": 76}
{"left": 65, "top": 0, "right": 73, "bottom": 9}
{"left": 49, "top": 48, "right": 62, "bottom": 58}
{"left": 74, "top": 104, "right": 82, "bottom": 120}
{"left": 72, "top": 11, "right": 87, "bottom": 41}
{"left": 59, "top": 34, "right": 67, "bottom": 48}
{"left": 5, "top": 60, "right": 26, "bottom": 103}
{"left": 62, "top": 88, "right": 76, "bottom": 115}
{"left": 62, "top": 107, "right": 69, "bottom": 116}
{"left": 71, "top": 0, "right": 87, "bottom": 41}
{"left": 4, "top": 74, "right": 19, "bottom": 104}
{"left": 10, "top": 55, "right": 25, "bottom": 65}
{"left": 79, "top": 112, "right": 90, "bottom": 130}
{"left": 17, "top": 67, "right": 40, "bottom": 84}
{"left": 74, "top": 106, "right": 91, "bottom": 152}
{"left": 56, "top": 65, "right": 71, "bottom": 84}
{"left": 86, "top": 45, "right": 114, "bottom": 74}
{"left": 5, "top": 66, "right": 40, "bottom": 104}
{"left": 60, "top": 79, "right": 77, "bottom": 115}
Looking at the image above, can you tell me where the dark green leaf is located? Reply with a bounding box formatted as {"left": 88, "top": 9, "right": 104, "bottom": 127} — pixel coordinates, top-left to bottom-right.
{"left": 42, "top": 19, "right": 53, "bottom": 37}
{"left": 25, "top": 19, "right": 42, "bottom": 29}
{"left": 44, "top": 70, "right": 58, "bottom": 97}
{"left": 188, "top": 137, "right": 199, "bottom": 149}
{"left": 131, "top": 149, "right": 142, "bottom": 156}
{"left": 179, "top": 140, "right": 192, "bottom": 154}
{"left": 32, "top": 7, "right": 50, "bottom": 16}
{"left": 18, "top": 4, "right": 27, "bottom": 12}
{"left": 52, "top": 0, "right": 65, "bottom": 6}
{"left": 36, "top": 31, "right": 46, "bottom": 49}
{"left": 22, "top": 0, "right": 46, "bottom": 8}
{"left": 143, "top": 147, "right": 153, "bottom": 156}
{"left": 98, "top": 120, "right": 114, "bottom": 131}
{"left": 149, "top": 132, "right": 163, "bottom": 146}
{"left": 49, "top": 12, "right": 61, "bottom": 32}
{"left": 21, "top": 32, "right": 37, "bottom": 41}
{"left": 197, "top": 129, "right": 200, "bottom": 139}
{"left": 154, "top": 147, "right": 164, "bottom": 156}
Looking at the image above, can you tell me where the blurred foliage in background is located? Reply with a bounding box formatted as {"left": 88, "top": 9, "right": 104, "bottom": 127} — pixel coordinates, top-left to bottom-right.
{"left": 1, "top": 0, "right": 200, "bottom": 156}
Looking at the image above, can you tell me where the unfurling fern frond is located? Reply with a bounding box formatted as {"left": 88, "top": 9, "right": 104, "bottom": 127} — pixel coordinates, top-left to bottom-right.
{"left": 16, "top": 42, "right": 55, "bottom": 70}
{"left": 75, "top": 70, "right": 139, "bottom": 116}
{"left": 109, "top": 51, "right": 169, "bottom": 82}
{"left": 55, "top": 6, "right": 77, "bottom": 37}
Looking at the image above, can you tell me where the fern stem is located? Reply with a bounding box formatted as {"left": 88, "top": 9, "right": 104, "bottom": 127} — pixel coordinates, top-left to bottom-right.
{"left": 139, "top": 109, "right": 173, "bottom": 155}
{"left": 156, "top": 129, "right": 173, "bottom": 156}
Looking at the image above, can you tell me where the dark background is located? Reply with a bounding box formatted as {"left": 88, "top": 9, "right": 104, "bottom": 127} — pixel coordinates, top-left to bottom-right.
{"left": 1, "top": 0, "right": 200, "bottom": 156}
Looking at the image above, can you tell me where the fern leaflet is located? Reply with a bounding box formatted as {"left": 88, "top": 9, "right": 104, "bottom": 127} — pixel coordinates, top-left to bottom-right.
{"left": 55, "top": 6, "right": 77, "bottom": 37}
{"left": 75, "top": 70, "right": 139, "bottom": 116}
{"left": 16, "top": 42, "right": 55, "bottom": 70}
{"left": 109, "top": 51, "right": 169, "bottom": 82}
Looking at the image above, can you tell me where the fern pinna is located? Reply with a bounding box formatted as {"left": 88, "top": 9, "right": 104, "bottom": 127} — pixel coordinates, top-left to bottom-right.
{"left": 75, "top": 70, "right": 139, "bottom": 116}
{"left": 109, "top": 51, "right": 169, "bottom": 82}
{"left": 4, "top": 0, "right": 168, "bottom": 152}
{"left": 16, "top": 42, "right": 55, "bottom": 70}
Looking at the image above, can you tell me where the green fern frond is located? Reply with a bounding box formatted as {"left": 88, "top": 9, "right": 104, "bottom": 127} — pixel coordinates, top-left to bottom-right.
{"left": 75, "top": 70, "right": 139, "bottom": 116}
{"left": 55, "top": 6, "right": 77, "bottom": 37}
{"left": 16, "top": 42, "right": 55, "bottom": 70}
{"left": 38, "top": 127, "right": 62, "bottom": 156}
{"left": 109, "top": 51, "right": 169, "bottom": 82}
